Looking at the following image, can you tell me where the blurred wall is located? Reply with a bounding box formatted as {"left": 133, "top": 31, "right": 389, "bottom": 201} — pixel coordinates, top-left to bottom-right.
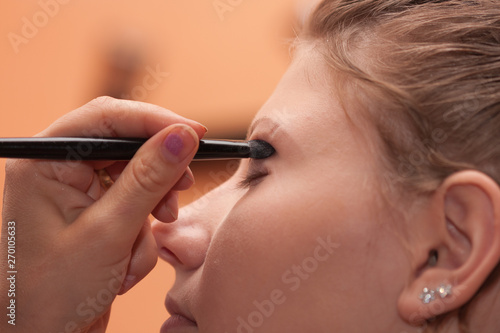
{"left": 0, "top": 0, "right": 303, "bottom": 331}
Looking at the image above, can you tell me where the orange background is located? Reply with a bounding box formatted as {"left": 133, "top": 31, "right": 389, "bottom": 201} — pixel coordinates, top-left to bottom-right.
{"left": 0, "top": 0, "right": 312, "bottom": 332}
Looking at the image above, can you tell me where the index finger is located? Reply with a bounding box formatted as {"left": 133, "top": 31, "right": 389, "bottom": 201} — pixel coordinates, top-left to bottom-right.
{"left": 38, "top": 96, "right": 206, "bottom": 140}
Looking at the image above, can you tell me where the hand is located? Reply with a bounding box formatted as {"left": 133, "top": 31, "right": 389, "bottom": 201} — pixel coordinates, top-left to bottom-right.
{"left": 0, "top": 97, "right": 206, "bottom": 333}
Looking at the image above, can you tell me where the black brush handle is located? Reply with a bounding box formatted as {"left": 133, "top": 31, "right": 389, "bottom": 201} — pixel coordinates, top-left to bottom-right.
{"left": 0, "top": 138, "right": 251, "bottom": 161}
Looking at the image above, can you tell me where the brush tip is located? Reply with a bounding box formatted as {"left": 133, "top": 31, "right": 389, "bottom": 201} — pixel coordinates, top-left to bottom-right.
{"left": 248, "top": 140, "right": 275, "bottom": 159}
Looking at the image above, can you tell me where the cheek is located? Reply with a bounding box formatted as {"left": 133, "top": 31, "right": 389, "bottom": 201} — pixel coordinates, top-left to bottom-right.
{"left": 194, "top": 173, "right": 392, "bottom": 330}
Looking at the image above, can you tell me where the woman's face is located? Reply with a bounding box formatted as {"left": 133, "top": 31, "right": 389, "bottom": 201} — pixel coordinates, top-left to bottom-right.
{"left": 152, "top": 46, "right": 412, "bottom": 332}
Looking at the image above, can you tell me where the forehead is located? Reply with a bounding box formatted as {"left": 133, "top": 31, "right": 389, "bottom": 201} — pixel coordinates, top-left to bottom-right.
{"left": 248, "top": 43, "right": 383, "bottom": 167}
{"left": 251, "top": 45, "right": 346, "bottom": 142}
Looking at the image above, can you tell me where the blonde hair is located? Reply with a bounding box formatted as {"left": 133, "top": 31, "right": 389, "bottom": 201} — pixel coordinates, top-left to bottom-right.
{"left": 303, "top": 0, "right": 500, "bottom": 331}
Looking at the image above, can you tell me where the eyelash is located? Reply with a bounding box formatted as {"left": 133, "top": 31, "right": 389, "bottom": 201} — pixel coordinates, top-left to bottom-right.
{"left": 237, "top": 167, "right": 269, "bottom": 189}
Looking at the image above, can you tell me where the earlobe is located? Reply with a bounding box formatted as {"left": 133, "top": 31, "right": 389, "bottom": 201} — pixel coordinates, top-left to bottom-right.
{"left": 398, "top": 171, "right": 500, "bottom": 325}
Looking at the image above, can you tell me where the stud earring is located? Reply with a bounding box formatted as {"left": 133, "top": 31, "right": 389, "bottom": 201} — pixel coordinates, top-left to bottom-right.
{"left": 436, "top": 284, "right": 452, "bottom": 299}
{"left": 419, "top": 284, "right": 452, "bottom": 304}
{"left": 419, "top": 287, "right": 435, "bottom": 304}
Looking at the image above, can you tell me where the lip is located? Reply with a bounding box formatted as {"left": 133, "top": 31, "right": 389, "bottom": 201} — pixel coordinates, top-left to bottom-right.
{"left": 161, "top": 295, "right": 197, "bottom": 333}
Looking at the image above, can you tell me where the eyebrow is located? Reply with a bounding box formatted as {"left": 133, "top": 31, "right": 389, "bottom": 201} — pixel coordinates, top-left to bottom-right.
{"left": 247, "top": 116, "right": 281, "bottom": 139}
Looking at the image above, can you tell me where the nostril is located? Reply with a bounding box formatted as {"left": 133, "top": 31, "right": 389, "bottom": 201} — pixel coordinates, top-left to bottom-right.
{"left": 159, "top": 246, "right": 181, "bottom": 266}
{"left": 152, "top": 217, "right": 211, "bottom": 270}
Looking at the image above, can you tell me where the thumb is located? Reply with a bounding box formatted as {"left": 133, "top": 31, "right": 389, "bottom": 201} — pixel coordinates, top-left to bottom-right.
{"left": 87, "top": 124, "right": 199, "bottom": 243}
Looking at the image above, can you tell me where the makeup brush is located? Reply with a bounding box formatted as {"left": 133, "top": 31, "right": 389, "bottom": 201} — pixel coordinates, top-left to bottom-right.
{"left": 0, "top": 138, "right": 275, "bottom": 161}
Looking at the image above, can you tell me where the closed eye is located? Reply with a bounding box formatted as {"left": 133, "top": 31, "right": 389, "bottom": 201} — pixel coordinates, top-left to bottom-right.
{"left": 237, "top": 165, "right": 269, "bottom": 189}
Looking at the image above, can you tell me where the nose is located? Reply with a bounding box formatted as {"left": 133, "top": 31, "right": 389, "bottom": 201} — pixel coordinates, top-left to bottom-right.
{"left": 152, "top": 178, "right": 241, "bottom": 271}
{"left": 152, "top": 208, "right": 211, "bottom": 270}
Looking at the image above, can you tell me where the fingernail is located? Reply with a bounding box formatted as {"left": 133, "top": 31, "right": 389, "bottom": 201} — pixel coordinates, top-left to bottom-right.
{"left": 184, "top": 169, "right": 195, "bottom": 185}
{"left": 165, "top": 192, "right": 179, "bottom": 221}
{"left": 119, "top": 275, "right": 137, "bottom": 294}
{"left": 163, "top": 126, "right": 197, "bottom": 163}
{"left": 166, "top": 205, "right": 178, "bottom": 221}
{"left": 192, "top": 122, "right": 208, "bottom": 140}
{"left": 192, "top": 121, "right": 208, "bottom": 134}
{"left": 165, "top": 134, "right": 183, "bottom": 155}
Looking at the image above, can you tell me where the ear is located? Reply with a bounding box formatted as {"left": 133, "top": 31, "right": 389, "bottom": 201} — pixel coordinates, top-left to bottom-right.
{"left": 398, "top": 170, "right": 500, "bottom": 325}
